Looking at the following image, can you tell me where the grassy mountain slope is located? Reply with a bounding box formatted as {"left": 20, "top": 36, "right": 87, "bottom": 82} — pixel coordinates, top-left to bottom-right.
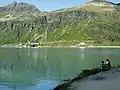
{"left": 0, "top": 0, "right": 120, "bottom": 45}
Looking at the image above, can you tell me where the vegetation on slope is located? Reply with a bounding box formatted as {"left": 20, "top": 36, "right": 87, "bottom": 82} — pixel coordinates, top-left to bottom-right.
{"left": 0, "top": 0, "right": 120, "bottom": 45}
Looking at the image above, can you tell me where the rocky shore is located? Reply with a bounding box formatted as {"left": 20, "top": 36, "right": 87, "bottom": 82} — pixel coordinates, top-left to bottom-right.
{"left": 54, "top": 66, "right": 120, "bottom": 90}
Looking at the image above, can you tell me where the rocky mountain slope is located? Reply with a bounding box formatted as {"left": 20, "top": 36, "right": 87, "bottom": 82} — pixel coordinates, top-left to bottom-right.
{"left": 0, "top": 0, "right": 120, "bottom": 45}
{"left": 0, "top": 2, "right": 40, "bottom": 13}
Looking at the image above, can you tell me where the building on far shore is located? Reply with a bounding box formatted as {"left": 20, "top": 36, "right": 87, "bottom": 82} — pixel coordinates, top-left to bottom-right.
{"left": 75, "top": 42, "right": 88, "bottom": 48}
{"left": 76, "top": 42, "right": 86, "bottom": 46}
{"left": 19, "top": 42, "right": 41, "bottom": 48}
{"left": 29, "top": 42, "right": 40, "bottom": 47}
{"left": 79, "top": 42, "right": 86, "bottom": 46}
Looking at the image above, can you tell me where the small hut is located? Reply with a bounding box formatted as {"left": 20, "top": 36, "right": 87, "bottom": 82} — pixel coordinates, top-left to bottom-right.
{"left": 30, "top": 42, "right": 40, "bottom": 47}
{"left": 80, "top": 42, "right": 86, "bottom": 46}
{"left": 77, "top": 42, "right": 86, "bottom": 47}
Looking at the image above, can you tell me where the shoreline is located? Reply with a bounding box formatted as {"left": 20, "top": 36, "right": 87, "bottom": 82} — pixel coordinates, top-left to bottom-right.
{"left": 53, "top": 66, "right": 120, "bottom": 90}
{"left": 87, "top": 46, "right": 120, "bottom": 48}
{"left": 1, "top": 44, "right": 120, "bottom": 48}
{"left": 69, "top": 67, "right": 120, "bottom": 90}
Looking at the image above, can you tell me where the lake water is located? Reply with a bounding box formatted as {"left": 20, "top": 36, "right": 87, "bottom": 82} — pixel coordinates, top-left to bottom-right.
{"left": 0, "top": 48, "right": 120, "bottom": 90}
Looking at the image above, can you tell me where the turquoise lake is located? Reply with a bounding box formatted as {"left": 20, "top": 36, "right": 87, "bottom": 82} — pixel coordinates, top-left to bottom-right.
{"left": 0, "top": 48, "right": 120, "bottom": 90}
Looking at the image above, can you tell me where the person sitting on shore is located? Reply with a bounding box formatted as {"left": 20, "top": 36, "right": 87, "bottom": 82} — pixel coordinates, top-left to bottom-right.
{"left": 100, "top": 60, "right": 105, "bottom": 69}
{"left": 105, "top": 59, "right": 111, "bottom": 69}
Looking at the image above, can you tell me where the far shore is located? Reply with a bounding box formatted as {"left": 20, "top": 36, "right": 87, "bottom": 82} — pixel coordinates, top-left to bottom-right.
{"left": 87, "top": 45, "right": 120, "bottom": 48}
{"left": 1, "top": 44, "right": 120, "bottom": 48}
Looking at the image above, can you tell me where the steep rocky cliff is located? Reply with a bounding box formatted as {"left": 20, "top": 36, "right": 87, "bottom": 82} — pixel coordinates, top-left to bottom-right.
{"left": 0, "top": 0, "right": 120, "bottom": 45}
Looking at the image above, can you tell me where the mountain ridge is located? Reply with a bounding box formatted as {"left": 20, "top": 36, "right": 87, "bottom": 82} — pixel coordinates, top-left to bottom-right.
{"left": 0, "top": 1, "right": 120, "bottom": 45}
{"left": 1, "top": 0, "right": 120, "bottom": 12}
{"left": 0, "top": 2, "right": 40, "bottom": 13}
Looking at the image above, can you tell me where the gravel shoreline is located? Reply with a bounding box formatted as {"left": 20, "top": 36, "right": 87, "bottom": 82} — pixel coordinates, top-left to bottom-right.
{"left": 69, "top": 68, "right": 120, "bottom": 90}
{"left": 54, "top": 67, "right": 120, "bottom": 90}
{"left": 1, "top": 45, "right": 120, "bottom": 48}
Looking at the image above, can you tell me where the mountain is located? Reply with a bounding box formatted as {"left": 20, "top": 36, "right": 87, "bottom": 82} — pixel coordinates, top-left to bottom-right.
{"left": 0, "top": 1, "right": 120, "bottom": 45}
{"left": 0, "top": 2, "right": 40, "bottom": 13}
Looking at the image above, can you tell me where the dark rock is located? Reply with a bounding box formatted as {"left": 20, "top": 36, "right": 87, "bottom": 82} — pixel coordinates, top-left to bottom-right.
{"left": 90, "top": 76, "right": 106, "bottom": 80}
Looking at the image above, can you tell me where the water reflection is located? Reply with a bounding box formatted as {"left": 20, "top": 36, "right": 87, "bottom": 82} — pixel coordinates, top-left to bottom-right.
{"left": 78, "top": 49, "right": 85, "bottom": 61}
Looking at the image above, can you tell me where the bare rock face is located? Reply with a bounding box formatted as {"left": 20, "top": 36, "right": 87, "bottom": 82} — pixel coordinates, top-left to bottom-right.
{"left": 0, "top": 2, "right": 40, "bottom": 13}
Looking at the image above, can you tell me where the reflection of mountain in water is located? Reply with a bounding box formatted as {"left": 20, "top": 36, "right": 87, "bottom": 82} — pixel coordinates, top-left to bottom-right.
{"left": 1, "top": 48, "right": 120, "bottom": 89}
{"left": 0, "top": 48, "right": 49, "bottom": 89}
{"left": 0, "top": 48, "right": 70, "bottom": 89}
{"left": 0, "top": 48, "right": 82, "bottom": 89}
